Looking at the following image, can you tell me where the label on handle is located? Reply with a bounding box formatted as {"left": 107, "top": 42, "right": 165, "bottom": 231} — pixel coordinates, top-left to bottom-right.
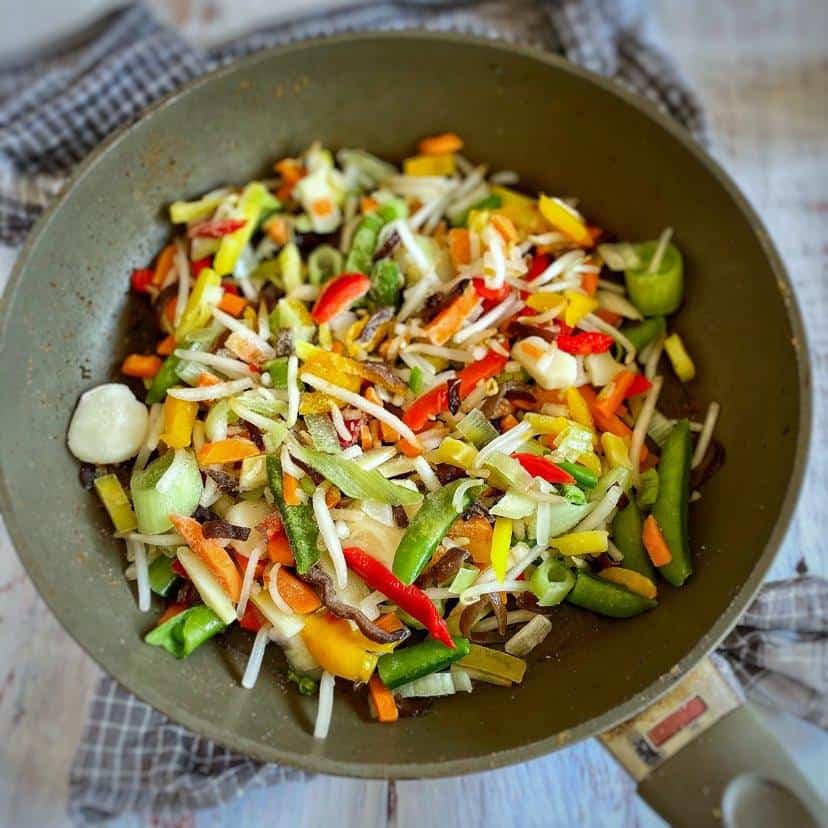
{"left": 600, "top": 658, "right": 742, "bottom": 782}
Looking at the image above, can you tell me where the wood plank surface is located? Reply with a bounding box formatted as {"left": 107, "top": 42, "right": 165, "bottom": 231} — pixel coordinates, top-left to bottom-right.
{"left": 0, "top": 1, "right": 825, "bottom": 826}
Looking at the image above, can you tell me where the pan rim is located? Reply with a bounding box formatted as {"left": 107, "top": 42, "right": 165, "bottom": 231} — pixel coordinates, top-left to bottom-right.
{"left": 0, "top": 29, "right": 813, "bottom": 779}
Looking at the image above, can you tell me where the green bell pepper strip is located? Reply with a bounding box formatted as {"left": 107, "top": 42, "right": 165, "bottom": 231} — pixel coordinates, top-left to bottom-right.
{"left": 377, "top": 637, "right": 470, "bottom": 689}
{"left": 622, "top": 316, "right": 666, "bottom": 352}
{"left": 307, "top": 245, "right": 343, "bottom": 285}
{"left": 611, "top": 500, "right": 656, "bottom": 580}
{"left": 266, "top": 456, "right": 320, "bottom": 574}
{"left": 653, "top": 419, "right": 693, "bottom": 586}
{"left": 144, "top": 605, "right": 225, "bottom": 658}
{"left": 625, "top": 242, "right": 683, "bottom": 316}
{"left": 529, "top": 559, "right": 575, "bottom": 606}
{"left": 146, "top": 355, "right": 181, "bottom": 404}
{"left": 291, "top": 444, "right": 421, "bottom": 506}
{"left": 148, "top": 555, "right": 181, "bottom": 597}
{"left": 450, "top": 193, "right": 503, "bottom": 227}
{"left": 370, "top": 259, "right": 403, "bottom": 308}
{"left": 566, "top": 572, "right": 656, "bottom": 618}
{"left": 345, "top": 213, "right": 383, "bottom": 275}
{"left": 392, "top": 479, "right": 480, "bottom": 584}
{"left": 408, "top": 365, "right": 424, "bottom": 394}
{"left": 556, "top": 460, "right": 598, "bottom": 490}
{"left": 376, "top": 198, "right": 408, "bottom": 223}
{"left": 266, "top": 357, "right": 289, "bottom": 389}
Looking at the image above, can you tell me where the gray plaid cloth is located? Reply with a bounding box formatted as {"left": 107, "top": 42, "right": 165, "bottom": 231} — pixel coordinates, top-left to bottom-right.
{"left": 1, "top": 1, "right": 821, "bottom": 824}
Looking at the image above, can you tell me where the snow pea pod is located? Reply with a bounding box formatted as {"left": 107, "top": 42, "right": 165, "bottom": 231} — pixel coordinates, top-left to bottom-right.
{"left": 144, "top": 605, "right": 225, "bottom": 658}
{"left": 653, "top": 419, "right": 693, "bottom": 586}
{"left": 377, "top": 637, "right": 470, "bottom": 689}
{"left": 611, "top": 500, "right": 655, "bottom": 580}
{"left": 566, "top": 572, "right": 656, "bottom": 618}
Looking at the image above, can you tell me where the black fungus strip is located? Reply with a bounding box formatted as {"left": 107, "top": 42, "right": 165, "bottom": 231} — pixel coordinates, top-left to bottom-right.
{"left": 420, "top": 280, "right": 468, "bottom": 324}
{"left": 417, "top": 546, "right": 470, "bottom": 588}
{"left": 447, "top": 378, "right": 462, "bottom": 415}
{"left": 272, "top": 329, "right": 294, "bottom": 358}
{"left": 434, "top": 463, "right": 466, "bottom": 485}
{"left": 202, "top": 520, "right": 251, "bottom": 541}
{"left": 206, "top": 469, "right": 240, "bottom": 496}
{"left": 373, "top": 229, "right": 400, "bottom": 262}
{"left": 392, "top": 505, "right": 409, "bottom": 528}
{"left": 300, "top": 566, "right": 409, "bottom": 645}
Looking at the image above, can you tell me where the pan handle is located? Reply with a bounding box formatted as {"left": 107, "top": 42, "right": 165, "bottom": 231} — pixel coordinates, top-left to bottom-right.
{"left": 600, "top": 658, "right": 826, "bottom": 827}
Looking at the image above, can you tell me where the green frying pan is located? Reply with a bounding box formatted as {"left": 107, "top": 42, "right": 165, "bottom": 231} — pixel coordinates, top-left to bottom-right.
{"left": 0, "top": 33, "right": 819, "bottom": 825}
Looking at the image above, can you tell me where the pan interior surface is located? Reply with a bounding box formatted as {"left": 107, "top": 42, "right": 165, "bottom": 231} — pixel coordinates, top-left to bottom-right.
{"left": 0, "top": 34, "right": 804, "bottom": 776}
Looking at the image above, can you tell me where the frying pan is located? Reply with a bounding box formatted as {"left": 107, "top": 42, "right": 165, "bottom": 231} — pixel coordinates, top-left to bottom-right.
{"left": 0, "top": 32, "right": 821, "bottom": 826}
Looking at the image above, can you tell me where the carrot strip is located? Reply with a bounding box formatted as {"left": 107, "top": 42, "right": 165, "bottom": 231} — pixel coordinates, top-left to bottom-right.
{"left": 267, "top": 531, "right": 295, "bottom": 565}
{"left": 265, "top": 216, "right": 289, "bottom": 245}
{"left": 448, "top": 228, "right": 471, "bottom": 268}
{"left": 595, "top": 308, "right": 623, "bottom": 327}
{"left": 170, "top": 515, "right": 242, "bottom": 601}
{"left": 218, "top": 292, "right": 247, "bottom": 317}
{"left": 153, "top": 243, "right": 176, "bottom": 287}
{"left": 360, "top": 196, "right": 378, "bottom": 214}
{"left": 594, "top": 370, "right": 636, "bottom": 419}
{"left": 282, "top": 472, "right": 301, "bottom": 506}
{"left": 581, "top": 271, "right": 599, "bottom": 296}
{"left": 122, "top": 354, "right": 162, "bottom": 379}
{"left": 418, "top": 132, "right": 463, "bottom": 155}
{"left": 197, "top": 372, "right": 220, "bottom": 387}
{"left": 156, "top": 334, "right": 176, "bottom": 356}
{"left": 579, "top": 385, "right": 633, "bottom": 439}
{"left": 422, "top": 284, "right": 478, "bottom": 346}
{"left": 491, "top": 214, "right": 518, "bottom": 243}
{"left": 642, "top": 514, "right": 673, "bottom": 567}
{"left": 276, "top": 568, "right": 321, "bottom": 614}
{"left": 163, "top": 296, "right": 177, "bottom": 325}
{"left": 374, "top": 612, "right": 405, "bottom": 633}
{"left": 156, "top": 602, "right": 188, "bottom": 627}
{"left": 397, "top": 438, "right": 423, "bottom": 458}
{"left": 368, "top": 674, "right": 399, "bottom": 723}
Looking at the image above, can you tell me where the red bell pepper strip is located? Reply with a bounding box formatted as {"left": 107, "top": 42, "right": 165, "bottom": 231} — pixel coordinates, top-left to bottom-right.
{"left": 188, "top": 218, "right": 247, "bottom": 238}
{"left": 527, "top": 253, "right": 550, "bottom": 281}
{"left": 311, "top": 273, "right": 371, "bottom": 324}
{"left": 457, "top": 350, "right": 508, "bottom": 397}
{"left": 239, "top": 601, "right": 266, "bottom": 632}
{"left": 221, "top": 280, "right": 241, "bottom": 296}
{"left": 402, "top": 351, "right": 507, "bottom": 431}
{"left": 472, "top": 277, "right": 511, "bottom": 303}
{"left": 512, "top": 453, "right": 576, "bottom": 485}
{"left": 131, "top": 268, "right": 154, "bottom": 293}
{"left": 624, "top": 373, "right": 652, "bottom": 399}
{"left": 342, "top": 546, "right": 455, "bottom": 649}
{"left": 192, "top": 257, "right": 212, "bottom": 276}
{"left": 403, "top": 384, "right": 449, "bottom": 432}
{"left": 556, "top": 331, "right": 615, "bottom": 355}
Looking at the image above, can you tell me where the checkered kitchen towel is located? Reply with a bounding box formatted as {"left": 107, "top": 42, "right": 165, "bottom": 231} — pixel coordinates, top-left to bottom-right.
{"left": 1, "top": 1, "right": 821, "bottom": 823}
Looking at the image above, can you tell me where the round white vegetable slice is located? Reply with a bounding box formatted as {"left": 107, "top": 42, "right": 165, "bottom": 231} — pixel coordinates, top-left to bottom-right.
{"left": 224, "top": 499, "right": 275, "bottom": 557}
{"left": 67, "top": 383, "right": 149, "bottom": 464}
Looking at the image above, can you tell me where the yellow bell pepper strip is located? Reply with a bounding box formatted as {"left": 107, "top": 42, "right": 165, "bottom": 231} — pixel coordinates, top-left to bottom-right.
{"left": 295, "top": 340, "right": 362, "bottom": 392}
{"left": 663, "top": 332, "right": 696, "bottom": 382}
{"left": 175, "top": 266, "right": 221, "bottom": 340}
{"left": 577, "top": 451, "right": 603, "bottom": 477}
{"left": 170, "top": 515, "right": 242, "bottom": 601}
{"left": 393, "top": 479, "right": 482, "bottom": 584}
{"left": 403, "top": 153, "right": 455, "bottom": 177}
{"left": 600, "top": 432, "right": 632, "bottom": 470}
{"left": 266, "top": 456, "right": 319, "bottom": 574}
{"left": 564, "top": 290, "right": 599, "bottom": 326}
{"left": 160, "top": 397, "right": 198, "bottom": 449}
{"left": 368, "top": 674, "right": 399, "bottom": 723}
{"left": 525, "top": 293, "right": 566, "bottom": 313}
{"left": 422, "top": 283, "right": 479, "bottom": 346}
{"left": 566, "top": 571, "right": 656, "bottom": 618}
{"left": 458, "top": 643, "right": 526, "bottom": 684}
{"left": 489, "top": 185, "right": 545, "bottom": 234}
{"left": 301, "top": 611, "right": 379, "bottom": 682}
{"left": 565, "top": 387, "right": 594, "bottom": 430}
{"left": 377, "top": 637, "right": 470, "bottom": 689}
{"left": 538, "top": 194, "right": 593, "bottom": 246}
{"left": 552, "top": 530, "right": 609, "bottom": 556}
{"left": 524, "top": 413, "right": 570, "bottom": 436}
{"left": 433, "top": 437, "right": 478, "bottom": 470}
{"left": 169, "top": 192, "right": 226, "bottom": 224}
{"left": 196, "top": 438, "right": 260, "bottom": 466}
{"left": 93, "top": 474, "right": 137, "bottom": 533}
{"left": 299, "top": 391, "right": 341, "bottom": 415}
{"left": 599, "top": 567, "right": 658, "bottom": 600}
{"left": 651, "top": 419, "right": 692, "bottom": 586}
{"left": 490, "top": 516, "right": 513, "bottom": 582}
{"left": 213, "top": 182, "right": 277, "bottom": 276}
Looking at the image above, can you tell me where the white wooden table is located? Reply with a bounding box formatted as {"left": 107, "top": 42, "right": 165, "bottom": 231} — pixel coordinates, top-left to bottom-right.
{"left": 1, "top": 1, "right": 826, "bottom": 825}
